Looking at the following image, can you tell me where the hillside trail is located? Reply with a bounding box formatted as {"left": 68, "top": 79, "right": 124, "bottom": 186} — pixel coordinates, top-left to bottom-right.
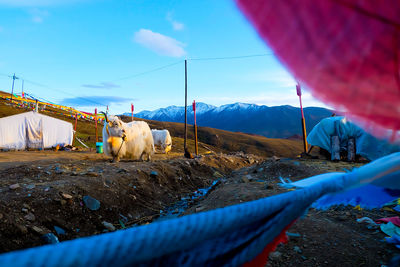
{"left": 0, "top": 150, "right": 396, "bottom": 266}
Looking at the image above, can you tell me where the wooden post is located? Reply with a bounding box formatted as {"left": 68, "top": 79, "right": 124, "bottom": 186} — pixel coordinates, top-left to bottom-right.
{"left": 331, "top": 120, "right": 340, "bottom": 161}
{"left": 193, "top": 100, "right": 198, "bottom": 155}
{"left": 184, "top": 59, "right": 188, "bottom": 151}
{"left": 296, "top": 84, "right": 308, "bottom": 153}
{"left": 347, "top": 137, "right": 355, "bottom": 162}
{"left": 95, "top": 108, "right": 98, "bottom": 143}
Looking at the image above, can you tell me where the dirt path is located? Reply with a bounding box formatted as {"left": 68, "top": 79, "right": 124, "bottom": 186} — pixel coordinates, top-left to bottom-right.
{"left": 0, "top": 150, "right": 185, "bottom": 168}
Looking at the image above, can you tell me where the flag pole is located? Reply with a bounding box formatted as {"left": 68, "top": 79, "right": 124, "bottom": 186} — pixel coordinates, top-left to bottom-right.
{"left": 296, "top": 83, "right": 308, "bottom": 154}
{"left": 193, "top": 100, "right": 198, "bottom": 155}
{"left": 95, "top": 108, "right": 98, "bottom": 143}
{"left": 131, "top": 103, "right": 134, "bottom": 122}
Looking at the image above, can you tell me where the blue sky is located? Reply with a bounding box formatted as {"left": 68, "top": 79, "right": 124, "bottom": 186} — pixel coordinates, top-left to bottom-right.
{"left": 0, "top": 0, "right": 325, "bottom": 114}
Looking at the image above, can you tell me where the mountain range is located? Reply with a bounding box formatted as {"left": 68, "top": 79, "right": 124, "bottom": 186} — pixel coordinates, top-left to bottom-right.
{"left": 126, "top": 102, "right": 333, "bottom": 138}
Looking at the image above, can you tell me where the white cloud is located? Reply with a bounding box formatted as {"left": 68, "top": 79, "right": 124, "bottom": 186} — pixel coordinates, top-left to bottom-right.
{"left": 166, "top": 12, "right": 184, "bottom": 31}
{"left": 133, "top": 29, "right": 186, "bottom": 57}
{"left": 29, "top": 8, "right": 49, "bottom": 23}
{"left": 0, "top": 0, "right": 84, "bottom": 6}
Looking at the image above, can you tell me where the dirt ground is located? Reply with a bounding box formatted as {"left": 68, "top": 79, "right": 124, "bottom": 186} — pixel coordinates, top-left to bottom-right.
{"left": 0, "top": 151, "right": 397, "bottom": 266}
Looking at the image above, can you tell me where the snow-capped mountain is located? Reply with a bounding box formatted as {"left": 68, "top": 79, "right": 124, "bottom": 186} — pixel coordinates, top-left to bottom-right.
{"left": 125, "top": 102, "right": 332, "bottom": 138}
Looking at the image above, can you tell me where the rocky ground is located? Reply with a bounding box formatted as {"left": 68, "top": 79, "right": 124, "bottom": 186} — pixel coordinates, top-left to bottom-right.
{"left": 0, "top": 150, "right": 397, "bottom": 266}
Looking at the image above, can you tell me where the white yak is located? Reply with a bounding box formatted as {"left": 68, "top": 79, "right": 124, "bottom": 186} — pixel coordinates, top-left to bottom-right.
{"left": 151, "top": 129, "right": 172, "bottom": 153}
{"left": 101, "top": 113, "right": 154, "bottom": 162}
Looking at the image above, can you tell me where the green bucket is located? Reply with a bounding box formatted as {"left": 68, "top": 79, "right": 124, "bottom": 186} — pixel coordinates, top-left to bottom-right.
{"left": 96, "top": 142, "right": 103, "bottom": 153}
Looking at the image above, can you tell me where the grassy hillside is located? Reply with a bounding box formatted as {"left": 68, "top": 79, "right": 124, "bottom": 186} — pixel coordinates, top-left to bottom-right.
{"left": 0, "top": 96, "right": 304, "bottom": 157}
{"left": 120, "top": 116, "right": 304, "bottom": 158}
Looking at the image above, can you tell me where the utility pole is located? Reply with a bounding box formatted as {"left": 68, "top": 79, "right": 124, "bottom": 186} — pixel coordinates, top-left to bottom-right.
{"left": 184, "top": 59, "right": 188, "bottom": 151}
{"left": 10, "top": 73, "right": 19, "bottom": 102}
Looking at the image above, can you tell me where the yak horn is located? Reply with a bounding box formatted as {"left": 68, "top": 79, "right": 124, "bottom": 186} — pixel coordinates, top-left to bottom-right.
{"left": 100, "top": 111, "right": 109, "bottom": 123}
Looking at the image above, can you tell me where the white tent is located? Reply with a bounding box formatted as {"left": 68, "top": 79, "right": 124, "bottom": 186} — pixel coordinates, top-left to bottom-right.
{"left": 0, "top": 111, "right": 73, "bottom": 150}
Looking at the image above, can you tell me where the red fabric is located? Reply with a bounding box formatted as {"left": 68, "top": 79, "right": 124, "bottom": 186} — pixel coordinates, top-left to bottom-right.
{"left": 376, "top": 216, "right": 400, "bottom": 227}
{"left": 243, "top": 221, "right": 294, "bottom": 267}
{"left": 236, "top": 0, "right": 400, "bottom": 138}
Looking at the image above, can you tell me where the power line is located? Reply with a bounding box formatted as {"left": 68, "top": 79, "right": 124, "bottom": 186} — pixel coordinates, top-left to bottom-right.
{"left": 0, "top": 52, "right": 274, "bottom": 107}
{"left": 113, "top": 60, "right": 184, "bottom": 81}
{"left": 188, "top": 53, "right": 274, "bottom": 61}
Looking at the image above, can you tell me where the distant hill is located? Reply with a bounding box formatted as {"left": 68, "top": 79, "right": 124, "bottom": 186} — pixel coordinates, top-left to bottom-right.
{"left": 129, "top": 103, "right": 333, "bottom": 138}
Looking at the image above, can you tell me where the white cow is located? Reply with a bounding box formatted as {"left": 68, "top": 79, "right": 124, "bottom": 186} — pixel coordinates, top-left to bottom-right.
{"left": 151, "top": 129, "right": 172, "bottom": 153}
{"left": 102, "top": 113, "right": 154, "bottom": 162}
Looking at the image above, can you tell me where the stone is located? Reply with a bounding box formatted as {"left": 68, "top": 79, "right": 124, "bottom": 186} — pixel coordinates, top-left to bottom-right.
{"left": 23, "top": 203, "right": 30, "bottom": 209}
{"left": 83, "top": 195, "right": 101, "bottom": 211}
{"left": 150, "top": 171, "right": 158, "bottom": 178}
{"left": 102, "top": 221, "right": 116, "bottom": 231}
{"left": 241, "top": 176, "right": 249, "bottom": 183}
{"left": 55, "top": 167, "right": 64, "bottom": 174}
{"left": 293, "top": 246, "right": 302, "bottom": 254}
{"left": 86, "top": 172, "right": 99, "bottom": 177}
{"left": 31, "top": 226, "right": 45, "bottom": 234}
{"left": 25, "top": 184, "right": 35, "bottom": 190}
{"left": 269, "top": 251, "right": 282, "bottom": 260}
{"left": 61, "top": 193, "right": 73, "bottom": 200}
{"left": 9, "top": 184, "right": 20, "bottom": 190}
{"left": 271, "top": 156, "right": 280, "bottom": 161}
{"left": 117, "top": 168, "right": 128, "bottom": 173}
{"left": 24, "top": 213, "right": 35, "bottom": 221}
{"left": 287, "top": 232, "right": 301, "bottom": 239}
{"left": 16, "top": 224, "right": 28, "bottom": 234}
{"left": 21, "top": 208, "right": 29, "bottom": 213}
{"left": 41, "top": 233, "right": 59, "bottom": 244}
{"left": 213, "top": 171, "right": 223, "bottom": 178}
{"left": 245, "top": 174, "right": 254, "bottom": 181}
{"left": 195, "top": 206, "right": 206, "bottom": 212}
